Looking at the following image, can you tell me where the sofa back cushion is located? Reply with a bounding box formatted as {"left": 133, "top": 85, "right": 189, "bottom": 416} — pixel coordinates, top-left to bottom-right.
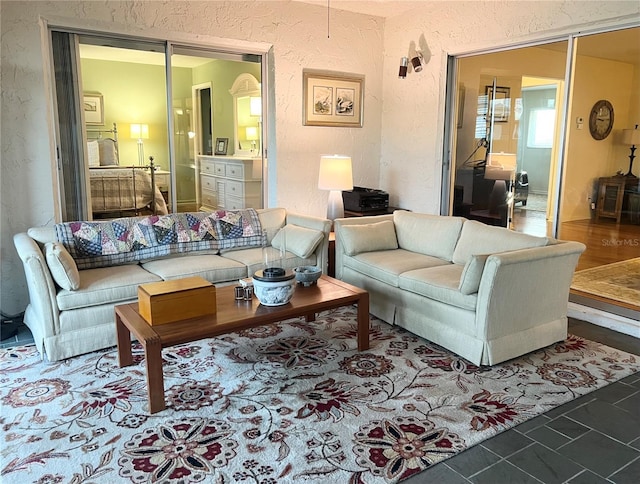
{"left": 55, "top": 209, "right": 264, "bottom": 269}
{"left": 257, "top": 208, "right": 287, "bottom": 244}
{"left": 458, "top": 254, "right": 489, "bottom": 295}
{"left": 393, "top": 211, "right": 464, "bottom": 261}
{"left": 452, "top": 220, "right": 549, "bottom": 265}
{"left": 272, "top": 224, "right": 324, "bottom": 258}
{"left": 340, "top": 220, "right": 399, "bottom": 256}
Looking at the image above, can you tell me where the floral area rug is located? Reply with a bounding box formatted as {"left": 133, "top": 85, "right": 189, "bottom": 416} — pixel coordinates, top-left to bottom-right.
{"left": 571, "top": 257, "right": 640, "bottom": 308}
{"left": 1, "top": 307, "right": 638, "bottom": 484}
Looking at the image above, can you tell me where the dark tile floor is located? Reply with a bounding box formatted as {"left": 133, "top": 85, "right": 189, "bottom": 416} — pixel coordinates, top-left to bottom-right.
{"left": 405, "top": 319, "right": 640, "bottom": 484}
{"left": 2, "top": 318, "right": 639, "bottom": 483}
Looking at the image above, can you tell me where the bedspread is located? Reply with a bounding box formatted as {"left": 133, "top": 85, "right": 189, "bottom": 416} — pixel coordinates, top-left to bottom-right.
{"left": 89, "top": 167, "right": 168, "bottom": 215}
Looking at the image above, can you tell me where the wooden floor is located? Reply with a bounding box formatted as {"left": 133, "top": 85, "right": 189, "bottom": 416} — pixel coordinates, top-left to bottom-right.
{"left": 512, "top": 206, "right": 639, "bottom": 312}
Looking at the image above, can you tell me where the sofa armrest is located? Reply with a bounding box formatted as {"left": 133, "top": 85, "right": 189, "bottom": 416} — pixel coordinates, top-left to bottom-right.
{"left": 475, "top": 241, "right": 586, "bottom": 341}
{"left": 334, "top": 215, "right": 395, "bottom": 279}
{"left": 13, "top": 232, "right": 60, "bottom": 352}
{"left": 285, "top": 212, "right": 332, "bottom": 274}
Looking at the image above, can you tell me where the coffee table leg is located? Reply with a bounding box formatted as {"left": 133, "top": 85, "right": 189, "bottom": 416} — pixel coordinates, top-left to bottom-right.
{"left": 357, "top": 292, "right": 370, "bottom": 351}
{"left": 116, "top": 313, "right": 133, "bottom": 367}
{"left": 145, "top": 338, "right": 166, "bottom": 414}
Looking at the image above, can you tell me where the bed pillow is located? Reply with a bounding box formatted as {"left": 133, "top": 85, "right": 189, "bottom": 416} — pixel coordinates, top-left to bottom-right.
{"left": 271, "top": 224, "right": 324, "bottom": 258}
{"left": 87, "top": 140, "right": 100, "bottom": 167}
{"left": 45, "top": 242, "right": 80, "bottom": 291}
{"left": 458, "top": 254, "right": 489, "bottom": 295}
{"left": 98, "top": 138, "right": 118, "bottom": 166}
{"left": 340, "top": 220, "right": 398, "bottom": 256}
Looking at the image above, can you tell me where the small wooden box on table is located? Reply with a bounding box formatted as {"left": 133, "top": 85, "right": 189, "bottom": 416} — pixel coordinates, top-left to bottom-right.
{"left": 137, "top": 276, "right": 216, "bottom": 325}
{"left": 116, "top": 275, "right": 370, "bottom": 413}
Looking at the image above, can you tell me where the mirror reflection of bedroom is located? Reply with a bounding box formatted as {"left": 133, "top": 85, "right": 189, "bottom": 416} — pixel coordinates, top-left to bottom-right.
{"left": 52, "top": 32, "right": 263, "bottom": 221}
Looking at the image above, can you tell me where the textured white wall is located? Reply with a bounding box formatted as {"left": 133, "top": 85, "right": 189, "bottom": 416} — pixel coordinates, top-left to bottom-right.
{"left": 1, "top": 1, "right": 384, "bottom": 314}
{"left": 1, "top": 1, "right": 638, "bottom": 316}
{"left": 380, "top": 0, "right": 640, "bottom": 212}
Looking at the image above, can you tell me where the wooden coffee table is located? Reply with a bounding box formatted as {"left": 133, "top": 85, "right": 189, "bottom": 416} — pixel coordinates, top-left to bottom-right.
{"left": 115, "top": 275, "right": 369, "bottom": 413}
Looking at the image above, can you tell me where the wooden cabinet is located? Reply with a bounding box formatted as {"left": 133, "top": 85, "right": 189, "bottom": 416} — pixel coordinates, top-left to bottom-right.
{"left": 596, "top": 176, "right": 639, "bottom": 223}
{"left": 197, "top": 156, "right": 262, "bottom": 211}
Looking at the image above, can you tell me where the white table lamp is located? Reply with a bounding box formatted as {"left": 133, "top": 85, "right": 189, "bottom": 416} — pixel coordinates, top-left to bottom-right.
{"left": 130, "top": 123, "right": 149, "bottom": 166}
{"left": 318, "top": 155, "right": 353, "bottom": 220}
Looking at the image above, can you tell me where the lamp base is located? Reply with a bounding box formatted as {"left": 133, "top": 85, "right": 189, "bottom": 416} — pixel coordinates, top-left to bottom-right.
{"left": 327, "top": 190, "right": 345, "bottom": 220}
{"left": 624, "top": 147, "right": 637, "bottom": 177}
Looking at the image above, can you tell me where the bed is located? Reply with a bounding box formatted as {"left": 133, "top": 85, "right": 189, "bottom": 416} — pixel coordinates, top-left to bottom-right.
{"left": 87, "top": 124, "right": 168, "bottom": 217}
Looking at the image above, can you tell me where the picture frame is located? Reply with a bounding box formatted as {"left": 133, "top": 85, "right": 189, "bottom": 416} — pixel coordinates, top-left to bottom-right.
{"left": 83, "top": 92, "right": 104, "bottom": 125}
{"left": 303, "top": 69, "right": 364, "bottom": 127}
{"left": 457, "top": 85, "right": 465, "bottom": 129}
{"left": 214, "top": 137, "right": 228, "bottom": 155}
{"left": 485, "top": 85, "right": 510, "bottom": 123}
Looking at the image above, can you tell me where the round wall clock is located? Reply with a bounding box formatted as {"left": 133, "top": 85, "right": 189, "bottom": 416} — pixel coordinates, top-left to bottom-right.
{"left": 589, "top": 99, "right": 614, "bottom": 140}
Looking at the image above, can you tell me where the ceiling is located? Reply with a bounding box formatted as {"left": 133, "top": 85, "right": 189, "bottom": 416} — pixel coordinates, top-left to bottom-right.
{"left": 292, "top": 0, "right": 423, "bottom": 18}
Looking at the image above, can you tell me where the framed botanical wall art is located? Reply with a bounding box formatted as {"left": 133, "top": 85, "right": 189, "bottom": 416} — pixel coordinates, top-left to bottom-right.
{"left": 303, "top": 69, "right": 364, "bottom": 127}
{"left": 83, "top": 92, "right": 104, "bottom": 125}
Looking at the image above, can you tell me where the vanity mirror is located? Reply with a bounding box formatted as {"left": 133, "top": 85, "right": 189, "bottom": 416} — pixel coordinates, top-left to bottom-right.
{"left": 229, "top": 73, "right": 261, "bottom": 157}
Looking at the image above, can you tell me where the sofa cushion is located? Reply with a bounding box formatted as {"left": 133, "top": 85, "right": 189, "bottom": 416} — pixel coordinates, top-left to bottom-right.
{"left": 55, "top": 209, "right": 264, "bottom": 269}
{"left": 452, "top": 220, "right": 549, "bottom": 265}
{"left": 45, "top": 242, "right": 80, "bottom": 291}
{"left": 27, "top": 227, "right": 56, "bottom": 245}
{"left": 272, "top": 224, "right": 324, "bottom": 258}
{"left": 343, "top": 249, "right": 450, "bottom": 287}
{"left": 458, "top": 254, "right": 489, "bottom": 295}
{"left": 340, "top": 220, "right": 398, "bottom": 256}
{"left": 257, "top": 208, "right": 287, "bottom": 244}
{"left": 399, "top": 265, "right": 478, "bottom": 311}
{"left": 141, "top": 254, "right": 248, "bottom": 282}
{"left": 56, "top": 264, "right": 162, "bottom": 311}
{"left": 221, "top": 247, "right": 317, "bottom": 277}
{"left": 393, "top": 210, "right": 464, "bottom": 261}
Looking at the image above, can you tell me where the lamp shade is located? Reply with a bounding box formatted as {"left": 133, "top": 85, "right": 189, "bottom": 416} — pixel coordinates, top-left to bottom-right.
{"left": 130, "top": 123, "right": 149, "bottom": 140}
{"left": 250, "top": 97, "right": 262, "bottom": 117}
{"left": 622, "top": 128, "right": 640, "bottom": 146}
{"left": 318, "top": 155, "right": 353, "bottom": 191}
{"left": 246, "top": 126, "right": 259, "bottom": 141}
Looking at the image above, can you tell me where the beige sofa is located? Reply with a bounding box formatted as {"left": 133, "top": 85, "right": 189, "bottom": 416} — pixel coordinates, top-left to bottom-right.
{"left": 14, "top": 208, "right": 331, "bottom": 361}
{"left": 334, "top": 211, "right": 585, "bottom": 366}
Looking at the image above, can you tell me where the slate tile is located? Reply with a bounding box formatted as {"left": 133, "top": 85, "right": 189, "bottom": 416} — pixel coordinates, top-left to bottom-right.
{"left": 566, "top": 469, "right": 612, "bottom": 483}
{"left": 544, "top": 393, "right": 594, "bottom": 419}
{"left": 469, "top": 461, "right": 540, "bottom": 484}
{"left": 480, "top": 429, "right": 533, "bottom": 457}
{"left": 405, "top": 462, "right": 470, "bottom": 483}
{"left": 557, "top": 430, "right": 640, "bottom": 477}
{"left": 547, "top": 416, "right": 590, "bottom": 439}
{"left": 507, "top": 443, "right": 582, "bottom": 483}
{"left": 609, "top": 456, "right": 640, "bottom": 484}
{"left": 615, "top": 391, "right": 640, "bottom": 419}
{"left": 444, "top": 444, "right": 501, "bottom": 478}
{"left": 590, "top": 381, "right": 637, "bottom": 404}
{"left": 516, "top": 414, "right": 551, "bottom": 434}
{"left": 526, "top": 425, "right": 571, "bottom": 449}
{"left": 567, "top": 399, "right": 640, "bottom": 443}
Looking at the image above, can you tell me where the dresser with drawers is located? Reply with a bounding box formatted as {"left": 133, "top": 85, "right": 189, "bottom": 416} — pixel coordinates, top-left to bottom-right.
{"left": 197, "top": 156, "right": 262, "bottom": 211}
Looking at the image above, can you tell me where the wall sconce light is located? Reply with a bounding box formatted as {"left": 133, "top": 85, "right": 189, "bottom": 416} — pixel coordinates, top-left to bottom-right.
{"left": 411, "top": 51, "right": 424, "bottom": 73}
{"left": 318, "top": 154, "right": 353, "bottom": 220}
{"left": 130, "top": 123, "right": 149, "bottom": 166}
{"left": 399, "top": 57, "right": 408, "bottom": 79}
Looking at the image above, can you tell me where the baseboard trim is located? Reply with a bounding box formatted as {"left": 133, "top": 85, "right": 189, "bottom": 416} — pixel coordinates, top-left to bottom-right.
{"left": 568, "top": 302, "right": 640, "bottom": 338}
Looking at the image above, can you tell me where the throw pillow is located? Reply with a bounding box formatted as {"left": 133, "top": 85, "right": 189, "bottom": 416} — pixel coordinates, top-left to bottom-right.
{"left": 340, "top": 220, "right": 399, "bottom": 256}
{"left": 98, "top": 138, "right": 118, "bottom": 166}
{"left": 272, "top": 224, "right": 324, "bottom": 259}
{"left": 45, "top": 242, "right": 80, "bottom": 291}
{"left": 458, "top": 254, "right": 489, "bottom": 295}
{"left": 87, "top": 140, "right": 100, "bottom": 167}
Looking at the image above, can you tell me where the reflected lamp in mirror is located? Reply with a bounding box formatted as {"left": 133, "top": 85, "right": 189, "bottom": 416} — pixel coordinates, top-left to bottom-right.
{"left": 318, "top": 155, "right": 353, "bottom": 220}
{"left": 250, "top": 97, "right": 262, "bottom": 117}
{"left": 246, "top": 126, "right": 259, "bottom": 153}
{"left": 130, "top": 123, "right": 149, "bottom": 166}
{"left": 621, "top": 125, "right": 640, "bottom": 178}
